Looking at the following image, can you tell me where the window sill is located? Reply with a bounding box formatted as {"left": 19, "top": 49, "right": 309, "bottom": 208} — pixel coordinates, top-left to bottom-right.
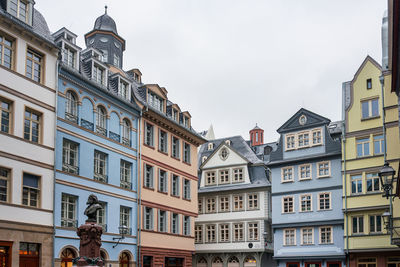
{"left": 299, "top": 178, "right": 312, "bottom": 181}
{"left": 144, "top": 143, "right": 155, "bottom": 149}
{"left": 281, "top": 180, "right": 294, "bottom": 184}
{"left": 171, "top": 155, "right": 181, "bottom": 161}
{"left": 282, "top": 212, "right": 295, "bottom": 215}
{"left": 300, "top": 243, "right": 315, "bottom": 246}
{"left": 171, "top": 194, "right": 180, "bottom": 199}
{"left": 299, "top": 210, "right": 313, "bottom": 213}
{"left": 183, "top": 161, "right": 191, "bottom": 166}
{"left": 158, "top": 150, "right": 169, "bottom": 156}
{"left": 183, "top": 197, "right": 191, "bottom": 202}
{"left": 361, "top": 115, "right": 380, "bottom": 121}
{"left": 319, "top": 242, "right": 334, "bottom": 245}
{"left": 317, "top": 175, "right": 331, "bottom": 179}
{"left": 143, "top": 186, "right": 154, "bottom": 191}
{"left": 317, "top": 209, "right": 332, "bottom": 212}
{"left": 157, "top": 190, "right": 168, "bottom": 195}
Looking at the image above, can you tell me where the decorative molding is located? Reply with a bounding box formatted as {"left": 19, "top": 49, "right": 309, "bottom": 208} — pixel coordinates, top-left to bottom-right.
{"left": 0, "top": 150, "right": 53, "bottom": 170}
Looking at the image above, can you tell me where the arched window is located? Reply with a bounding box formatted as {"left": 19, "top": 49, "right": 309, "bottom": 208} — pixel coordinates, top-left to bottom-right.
{"left": 96, "top": 106, "right": 107, "bottom": 136}
{"left": 65, "top": 91, "right": 78, "bottom": 123}
{"left": 122, "top": 119, "right": 131, "bottom": 146}
{"left": 244, "top": 256, "right": 256, "bottom": 267}
{"left": 61, "top": 248, "right": 76, "bottom": 267}
{"left": 119, "top": 252, "right": 130, "bottom": 267}
{"left": 100, "top": 249, "right": 108, "bottom": 263}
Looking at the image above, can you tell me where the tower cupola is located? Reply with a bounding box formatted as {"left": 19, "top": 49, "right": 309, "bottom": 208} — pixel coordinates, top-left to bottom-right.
{"left": 84, "top": 6, "right": 126, "bottom": 69}
{"left": 249, "top": 124, "right": 264, "bottom": 146}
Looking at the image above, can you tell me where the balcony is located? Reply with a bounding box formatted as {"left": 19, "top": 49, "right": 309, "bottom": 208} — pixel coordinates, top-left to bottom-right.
{"left": 65, "top": 112, "right": 78, "bottom": 124}
{"left": 96, "top": 126, "right": 107, "bottom": 137}
{"left": 94, "top": 173, "right": 108, "bottom": 183}
{"left": 120, "top": 180, "right": 132, "bottom": 190}
{"left": 62, "top": 163, "right": 79, "bottom": 175}
{"left": 122, "top": 137, "right": 131, "bottom": 146}
{"left": 61, "top": 218, "right": 78, "bottom": 228}
{"left": 81, "top": 119, "right": 94, "bottom": 131}
{"left": 109, "top": 131, "right": 120, "bottom": 142}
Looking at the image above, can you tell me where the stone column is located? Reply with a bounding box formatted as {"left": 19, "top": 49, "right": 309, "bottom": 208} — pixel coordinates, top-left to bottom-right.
{"left": 74, "top": 221, "right": 104, "bottom": 266}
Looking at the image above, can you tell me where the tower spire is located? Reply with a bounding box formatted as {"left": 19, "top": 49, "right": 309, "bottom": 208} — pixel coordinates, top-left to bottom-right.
{"left": 104, "top": 5, "right": 108, "bottom": 14}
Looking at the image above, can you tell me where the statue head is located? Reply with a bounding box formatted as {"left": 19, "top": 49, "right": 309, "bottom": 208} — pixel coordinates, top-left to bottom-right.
{"left": 87, "top": 194, "right": 99, "bottom": 205}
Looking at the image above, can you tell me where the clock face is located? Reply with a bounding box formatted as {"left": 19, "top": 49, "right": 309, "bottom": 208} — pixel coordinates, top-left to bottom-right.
{"left": 89, "top": 39, "right": 94, "bottom": 44}
{"left": 299, "top": 115, "right": 307, "bottom": 125}
{"left": 100, "top": 37, "right": 108, "bottom": 43}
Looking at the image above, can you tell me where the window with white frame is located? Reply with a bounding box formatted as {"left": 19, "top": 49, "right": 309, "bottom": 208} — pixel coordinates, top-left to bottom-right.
{"left": 300, "top": 194, "right": 312, "bottom": 212}
{"left": 24, "top": 108, "right": 41, "bottom": 143}
{"left": 94, "top": 150, "right": 107, "bottom": 182}
{"left": 144, "top": 164, "right": 153, "bottom": 188}
{"left": 158, "top": 169, "right": 167, "bottom": 193}
{"left": 219, "top": 224, "right": 230, "bottom": 242}
{"left": 248, "top": 222, "right": 259, "bottom": 241}
{"left": 172, "top": 136, "right": 180, "bottom": 158}
{"left": 195, "top": 225, "right": 202, "bottom": 243}
{"left": 298, "top": 132, "right": 309, "bottom": 148}
{"left": 172, "top": 109, "right": 178, "bottom": 121}
{"left": 26, "top": 48, "right": 43, "bottom": 83}
{"left": 352, "top": 216, "right": 364, "bottom": 234}
{"left": 351, "top": 174, "right": 362, "bottom": 194}
{"left": 198, "top": 198, "right": 203, "bottom": 214}
{"left": 206, "top": 224, "right": 216, "bottom": 243}
{"left": 113, "top": 54, "right": 120, "bottom": 67}
{"left": 312, "top": 129, "right": 322, "bottom": 145}
{"left": 61, "top": 193, "right": 77, "bottom": 227}
{"left": 301, "top": 228, "right": 313, "bottom": 245}
{"left": 183, "top": 216, "right": 190, "bottom": 235}
{"left": 0, "top": 33, "right": 14, "bottom": 69}
{"left": 233, "top": 168, "right": 244, "bottom": 182}
{"left": 248, "top": 193, "right": 258, "bottom": 210}
{"left": 208, "top": 143, "right": 214, "bottom": 150}
{"left": 0, "top": 167, "right": 10, "bottom": 202}
{"left": 147, "top": 91, "right": 164, "bottom": 112}
{"left": 62, "top": 139, "right": 79, "bottom": 174}
{"left": 356, "top": 138, "right": 370, "bottom": 157}
{"left": 183, "top": 142, "right": 191, "bottom": 164}
{"left": 118, "top": 79, "right": 129, "bottom": 100}
{"left": 318, "top": 192, "right": 331, "bottom": 210}
{"left": 206, "top": 197, "right": 216, "bottom": 213}
{"left": 0, "top": 97, "right": 12, "bottom": 134}
{"left": 284, "top": 228, "right": 296, "bottom": 246}
{"left": 219, "top": 196, "right": 230, "bottom": 212}
{"left": 96, "top": 202, "right": 107, "bottom": 230}
{"left": 206, "top": 171, "right": 216, "bottom": 185}
{"left": 120, "top": 206, "right": 130, "bottom": 232}
{"left": 65, "top": 91, "right": 78, "bottom": 123}
{"left": 233, "top": 195, "right": 244, "bottom": 211}
{"left": 22, "top": 173, "right": 39, "bottom": 207}
{"left": 158, "top": 210, "right": 167, "bottom": 232}
{"left": 183, "top": 179, "right": 191, "bottom": 199}
{"left": 9, "top": 0, "right": 30, "bottom": 23}
{"left": 286, "top": 134, "right": 295, "bottom": 150}
{"left": 373, "top": 135, "right": 385, "bottom": 155}
{"left": 122, "top": 119, "right": 131, "bottom": 146}
{"left": 361, "top": 98, "right": 379, "bottom": 119}
{"left": 369, "top": 215, "right": 382, "bottom": 233}
{"left": 281, "top": 167, "right": 294, "bottom": 182}
{"left": 366, "top": 173, "right": 380, "bottom": 192}
{"left": 171, "top": 213, "right": 179, "bottom": 234}
{"left": 144, "top": 122, "right": 154, "bottom": 147}
{"left": 63, "top": 46, "right": 76, "bottom": 68}
{"left": 120, "top": 160, "right": 132, "bottom": 189}
{"left": 219, "top": 169, "right": 229, "bottom": 184}
{"left": 171, "top": 174, "right": 179, "bottom": 196}
{"left": 92, "top": 64, "right": 104, "bottom": 85}
{"left": 317, "top": 161, "right": 330, "bottom": 177}
{"left": 319, "top": 226, "right": 332, "bottom": 244}
{"left": 144, "top": 207, "right": 153, "bottom": 230}
{"left": 282, "top": 196, "right": 294, "bottom": 213}
{"left": 299, "top": 164, "right": 311, "bottom": 180}
{"left": 233, "top": 223, "right": 244, "bottom": 241}
{"left": 96, "top": 106, "right": 107, "bottom": 136}
{"left": 159, "top": 129, "right": 168, "bottom": 153}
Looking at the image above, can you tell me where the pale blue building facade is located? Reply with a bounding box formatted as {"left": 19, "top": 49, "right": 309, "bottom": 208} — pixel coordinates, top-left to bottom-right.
{"left": 52, "top": 11, "right": 142, "bottom": 266}
{"left": 268, "top": 109, "right": 344, "bottom": 267}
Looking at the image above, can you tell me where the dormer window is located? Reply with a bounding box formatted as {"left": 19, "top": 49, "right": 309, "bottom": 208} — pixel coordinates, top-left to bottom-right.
{"left": 184, "top": 116, "right": 189, "bottom": 127}
{"left": 173, "top": 109, "right": 178, "bottom": 121}
{"left": 147, "top": 91, "right": 164, "bottom": 112}
{"left": 208, "top": 143, "right": 214, "bottom": 150}
{"left": 63, "top": 46, "right": 76, "bottom": 68}
{"left": 118, "top": 79, "right": 129, "bottom": 100}
{"left": 113, "top": 54, "right": 120, "bottom": 67}
{"left": 92, "top": 64, "right": 105, "bottom": 85}
{"left": 101, "top": 50, "right": 108, "bottom": 62}
{"left": 225, "top": 140, "right": 231, "bottom": 146}
{"left": 202, "top": 156, "right": 207, "bottom": 163}
{"left": 9, "top": 0, "right": 29, "bottom": 24}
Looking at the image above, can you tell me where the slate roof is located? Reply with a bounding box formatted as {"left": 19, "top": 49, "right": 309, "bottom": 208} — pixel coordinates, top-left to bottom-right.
{"left": 247, "top": 140, "right": 279, "bottom": 163}
{"left": 0, "top": 6, "right": 55, "bottom": 47}
{"left": 93, "top": 12, "right": 118, "bottom": 35}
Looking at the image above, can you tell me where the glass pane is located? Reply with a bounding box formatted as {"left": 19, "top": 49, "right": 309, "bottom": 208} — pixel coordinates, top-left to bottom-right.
{"left": 371, "top": 99, "right": 379, "bottom": 117}
{"left": 362, "top": 101, "right": 369, "bottom": 118}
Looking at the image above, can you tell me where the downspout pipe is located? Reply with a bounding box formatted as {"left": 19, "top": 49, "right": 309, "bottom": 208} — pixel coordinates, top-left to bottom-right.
{"left": 342, "top": 82, "right": 349, "bottom": 267}
{"left": 137, "top": 108, "right": 143, "bottom": 267}
{"left": 380, "top": 75, "right": 387, "bottom": 162}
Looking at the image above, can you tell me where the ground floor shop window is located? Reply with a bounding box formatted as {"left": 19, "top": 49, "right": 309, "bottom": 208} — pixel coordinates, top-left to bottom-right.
{"left": 19, "top": 242, "right": 40, "bottom": 267}
{"left": 119, "top": 252, "right": 130, "bottom": 267}
{"left": 244, "top": 256, "right": 256, "bottom": 267}
{"left": 165, "top": 257, "right": 183, "bottom": 267}
{"left": 305, "top": 262, "right": 321, "bottom": 267}
{"left": 61, "top": 248, "right": 76, "bottom": 267}
{"left": 327, "top": 262, "right": 341, "bottom": 267}
{"left": 358, "top": 258, "right": 376, "bottom": 267}
{"left": 197, "top": 257, "right": 207, "bottom": 267}
{"left": 228, "top": 256, "right": 239, "bottom": 267}
{"left": 286, "top": 263, "right": 299, "bottom": 267}
{"left": 0, "top": 242, "right": 12, "bottom": 267}
{"left": 387, "top": 257, "right": 400, "bottom": 267}
{"left": 143, "top": 256, "right": 152, "bottom": 267}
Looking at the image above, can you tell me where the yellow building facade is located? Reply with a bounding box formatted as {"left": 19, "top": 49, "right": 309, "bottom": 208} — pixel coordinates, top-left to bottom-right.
{"left": 342, "top": 56, "right": 400, "bottom": 267}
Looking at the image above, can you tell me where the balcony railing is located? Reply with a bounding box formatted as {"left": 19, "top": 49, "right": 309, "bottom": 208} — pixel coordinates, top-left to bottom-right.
{"left": 122, "top": 137, "right": 131, "bottom": 146}
{"left": 61, "top": 218, "right": 78, "bottom": 228}
{"left": 120, "top": 180, "right": 132, "bottom": 190}
{"left": 94, "top": 173, "right": 108, "bottom": 183}
{"left": 65, "top": 112, "right": 78, "bottom": 124}
{"left": 96, "top": 126, "right": 107, "bottom": 137}
{"left": 62, "top": 163, "right": 79, "bottom": 175}
{"left": 109, "top": 131, "right": 120, "bottom": 142}
{"left": 81, "top": 119, "right": 94, "bottom": 131}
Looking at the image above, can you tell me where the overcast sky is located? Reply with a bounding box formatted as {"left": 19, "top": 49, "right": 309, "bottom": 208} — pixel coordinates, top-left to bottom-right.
{"left": 37, "top": 0, "right": 387, "bottom": 142}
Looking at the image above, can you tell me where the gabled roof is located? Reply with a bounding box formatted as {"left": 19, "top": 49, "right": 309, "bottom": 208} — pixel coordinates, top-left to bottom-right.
{"left": 276, "top": 108, "right": 331, "bottom": 134}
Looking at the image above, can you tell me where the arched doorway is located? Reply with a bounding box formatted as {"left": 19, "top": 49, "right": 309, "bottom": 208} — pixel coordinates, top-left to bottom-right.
{"left": 197, "top": 257, "right": 207, "bottom": 267}
{"left": 244, "top": 256, "right": 257, "bottom": 267}
{"left": 228, "top": 256, "right": 240, "bottom": 267}
{"left": 61, "top": 248, "right": 77, "bottom": 267}
{"left": 212, "top": 257, "right": 223, "bottom": 267}
{"left": 119, "top": 252, "right": 131, "bottom": 267}
{"left": 100, "top": 249, "right": 108, "bottom": 265}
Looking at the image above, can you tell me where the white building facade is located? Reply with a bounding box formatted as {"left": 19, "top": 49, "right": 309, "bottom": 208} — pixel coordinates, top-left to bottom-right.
{"left": 0, "top": 1, "right": 58, "bottom": 266}
{"left": 194, "top": 136, "right": 274, "bottom": 267}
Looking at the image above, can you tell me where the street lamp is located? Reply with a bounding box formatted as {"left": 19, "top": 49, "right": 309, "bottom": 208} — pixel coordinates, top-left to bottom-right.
{"left": 379, "top": 161, "right": 396, "bottom": 198}
{"left": 113, "top": 225, "right": 129, "bottom": 248}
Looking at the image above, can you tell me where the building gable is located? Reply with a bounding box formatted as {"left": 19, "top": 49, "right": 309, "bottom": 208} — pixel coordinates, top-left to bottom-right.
{"left": 277, "top": 108, "right": 331, "bottom": 134}
{"left": 201, "top": 143, "right": 249, "bottom": 169}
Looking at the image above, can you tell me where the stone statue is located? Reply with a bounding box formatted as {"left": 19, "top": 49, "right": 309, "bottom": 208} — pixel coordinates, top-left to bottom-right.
{"left": 84, "top": 194, "right": 102, "bottom": 223}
